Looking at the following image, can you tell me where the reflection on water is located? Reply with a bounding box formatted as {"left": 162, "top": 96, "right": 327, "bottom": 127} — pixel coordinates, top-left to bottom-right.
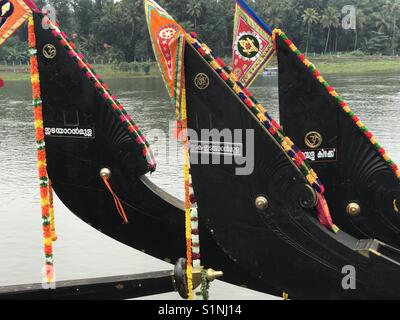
{"left": 0, "top": 72, "right": 399, "bottom": 299}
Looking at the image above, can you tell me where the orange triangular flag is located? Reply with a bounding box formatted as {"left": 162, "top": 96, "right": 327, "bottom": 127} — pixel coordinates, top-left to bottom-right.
{"left": 0, "top": 0, "right": 31, "bottom": 46}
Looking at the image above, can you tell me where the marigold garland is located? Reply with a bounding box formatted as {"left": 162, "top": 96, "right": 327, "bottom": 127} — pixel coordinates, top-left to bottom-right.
{"left": 28, "top": 16, "right": 55, "bottom": 283}
{"left": 272, "top": 29, "right": 400, "bottom": 179}
{"left": 48, "top": 180, "right": 57, "bottom": 241}
{"left": 180, "top": 80, "right": 205, "bottom": 299}
{"left": 181, "top": 86, "right": 194, "bottom": 300}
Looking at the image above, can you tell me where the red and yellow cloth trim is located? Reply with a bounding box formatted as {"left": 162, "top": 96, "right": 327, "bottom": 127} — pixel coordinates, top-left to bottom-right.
{"left": 28, "top": 16, "right": 56, "bottom": 283}
{"left": 43, "top": 16, "right": 156, "bottom": 172}
{"left": 273, "top": 29, "right": 400, "bottom": 179}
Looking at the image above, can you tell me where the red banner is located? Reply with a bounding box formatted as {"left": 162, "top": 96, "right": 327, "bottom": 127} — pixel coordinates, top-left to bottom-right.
{"left": 232, "top": 0, "right": 275, "bottom": 87}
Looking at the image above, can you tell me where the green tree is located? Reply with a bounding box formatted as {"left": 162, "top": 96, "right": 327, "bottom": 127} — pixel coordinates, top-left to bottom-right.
{"left": 186, "top": 0, "right": 203, "bottom": 29}
{"left": 354, "top": 9, "right": 367, "bottom": 51}
{"left": 364, "top": 31, "right": 391, "bottom": 54}
{"left": 320, "top": 7, "right": 340, "bottom": 53}
{"left": 302, "top": 8, "right": 320, "bottom": 54}
{"left": 391, "top": 0, "right": 400, "bottom": 54}
{"left": 374, "top": 11, "right": 391, "bottom": 34}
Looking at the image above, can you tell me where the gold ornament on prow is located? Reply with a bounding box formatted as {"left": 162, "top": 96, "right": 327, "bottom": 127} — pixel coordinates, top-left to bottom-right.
{"left": 304, "top": 131, "right": 323, "bottom": 149}
{"left": 346, "top": 202, "right": 361, "bottom": 216}
{"left": 283, "top": 292, "right": 289, "bottom": 300}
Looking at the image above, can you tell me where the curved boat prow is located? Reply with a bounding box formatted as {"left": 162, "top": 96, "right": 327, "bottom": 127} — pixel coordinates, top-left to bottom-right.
{"left": 30, "top": 12, "right": 266, "bottom": 291}
{"left": 276, "top": 30, "right": 400, "bottom": 247}
{"left": 4, "top": 4, "right": 400, "bottom": 299}
{"left": 32, "top": 12, "right": 187, "bottom": 261}
{"left": 183, "top": 34, "right": 400, "bottom": 299}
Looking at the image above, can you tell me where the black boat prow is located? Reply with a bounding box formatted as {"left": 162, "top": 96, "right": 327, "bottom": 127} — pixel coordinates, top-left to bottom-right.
{"left": 30, "top": 9, "right": 400, "bottom": 298}
{"left": 33, "top": 12, "right": 187, "bottom": 262}
{"left": 184, "top": 38, "right": 400, "bottom": 299}
{"left": 32, "top": 13, "right": 270, "bottom": 291}
{"left": 276, "top": 32, "right": 400, "bottom": 247}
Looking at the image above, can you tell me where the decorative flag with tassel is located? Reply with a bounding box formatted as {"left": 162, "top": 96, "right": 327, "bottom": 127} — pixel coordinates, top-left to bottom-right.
{"left": 144, "top": 0, "right": 207, "bottom": 300}
{"left": 144, "top": 0, "right": 185, "bottom": 127}
{"left": 0, "top": 0, "right": 31, "bottom": 46}
{"left": 232, "top": 0, "right": 275, "bottom": 87}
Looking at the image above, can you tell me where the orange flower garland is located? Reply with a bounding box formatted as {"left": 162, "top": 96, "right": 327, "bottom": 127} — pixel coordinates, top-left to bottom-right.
{"left": 181, "top": 86, "right": 194, "bottom": 300}
{"left": 28, "top": 17, "right": 55, "bottom": 283}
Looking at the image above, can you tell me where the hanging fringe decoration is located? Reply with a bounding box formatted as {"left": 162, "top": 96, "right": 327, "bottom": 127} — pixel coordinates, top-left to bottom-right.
{"left": 28, "top": 16, "right": 55, "bottom": 283}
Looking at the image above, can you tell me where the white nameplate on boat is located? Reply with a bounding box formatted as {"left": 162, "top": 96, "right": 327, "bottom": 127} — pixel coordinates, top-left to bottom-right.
{"left": 303, "top": 148, "right": 337, "bottom": 162}
{"left": 45, "top": 126, "right": 95, "bottom": 139}
{"left": 189, "top": 140, "right": 243, "bottom": 157}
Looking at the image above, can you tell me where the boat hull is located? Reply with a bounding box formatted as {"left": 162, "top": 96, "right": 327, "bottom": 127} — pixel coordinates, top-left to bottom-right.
{"left": 276, "top": 35, "right": 400, "bottom": 247}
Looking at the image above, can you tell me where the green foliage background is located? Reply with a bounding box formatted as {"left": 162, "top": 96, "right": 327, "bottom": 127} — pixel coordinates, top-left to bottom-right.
{"left": 1, "top": 0, "right": 400, "bottom": 64}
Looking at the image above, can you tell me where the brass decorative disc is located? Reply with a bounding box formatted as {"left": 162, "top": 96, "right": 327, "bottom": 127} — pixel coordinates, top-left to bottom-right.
{"left": 194, "top": 73, "right": 210, "bottom": 90}
{"left": 255, "top": 196, "right": 269, "bottom": 210}
{"left": 346, "top": 202, "right": 361, "bottom": 216}
{"left": 42, "top": 44, "right": 57, "bottom": 59}
{"left": 304, "top": 131, "right": 323, "bottom": 149}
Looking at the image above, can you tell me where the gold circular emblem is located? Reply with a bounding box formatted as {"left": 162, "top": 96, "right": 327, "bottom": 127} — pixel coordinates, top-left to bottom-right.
{"left": 194, "top": 73, "right": 210, "bottom": 90}
{"left": 346, "top": 202, "right": 361, "bottom": 216}
{"left": 305, "top": 131, "right": 323, "bottom": 149}
{"left": 42, "top": 44, "right": 57, "bottom": 59}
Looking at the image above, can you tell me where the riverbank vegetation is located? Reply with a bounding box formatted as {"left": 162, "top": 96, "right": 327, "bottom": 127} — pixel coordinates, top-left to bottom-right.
{"left": 0, "top": 0, "right": 400, "bottom": 66}
{"left": 2, "top": 54, "right": 400, "bottom": 82}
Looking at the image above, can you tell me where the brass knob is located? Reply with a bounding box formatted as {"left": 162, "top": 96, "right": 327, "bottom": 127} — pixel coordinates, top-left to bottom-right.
{"left": 255, "top": 196, "right": 269, "bottom": 210}
{"left": 346, "top": 202, "right": 361, "bottom": 216}
{"left": 206, "top": 269, "right": 224, "bottom": 282}
{"left": 100, "top": 167, "right": 111, "bottom": 180}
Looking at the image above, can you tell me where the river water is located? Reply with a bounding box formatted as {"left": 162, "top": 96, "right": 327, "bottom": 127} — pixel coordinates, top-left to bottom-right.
{"left": 0, "top": 72, "right": 399, "bottom": 300}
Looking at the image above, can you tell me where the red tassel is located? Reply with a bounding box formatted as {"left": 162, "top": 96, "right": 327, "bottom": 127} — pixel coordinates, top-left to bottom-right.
{"left": 316, "top": 193, "right": 334, "bottom": 230}
{"left": 102, "top": 177, "right": 129, "bottom": 224}
{"left": 173, "top": 120, "right": 184, "bottom": 141}
{"left": 0, "top": 78, "right": 4, "bottom": 88}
